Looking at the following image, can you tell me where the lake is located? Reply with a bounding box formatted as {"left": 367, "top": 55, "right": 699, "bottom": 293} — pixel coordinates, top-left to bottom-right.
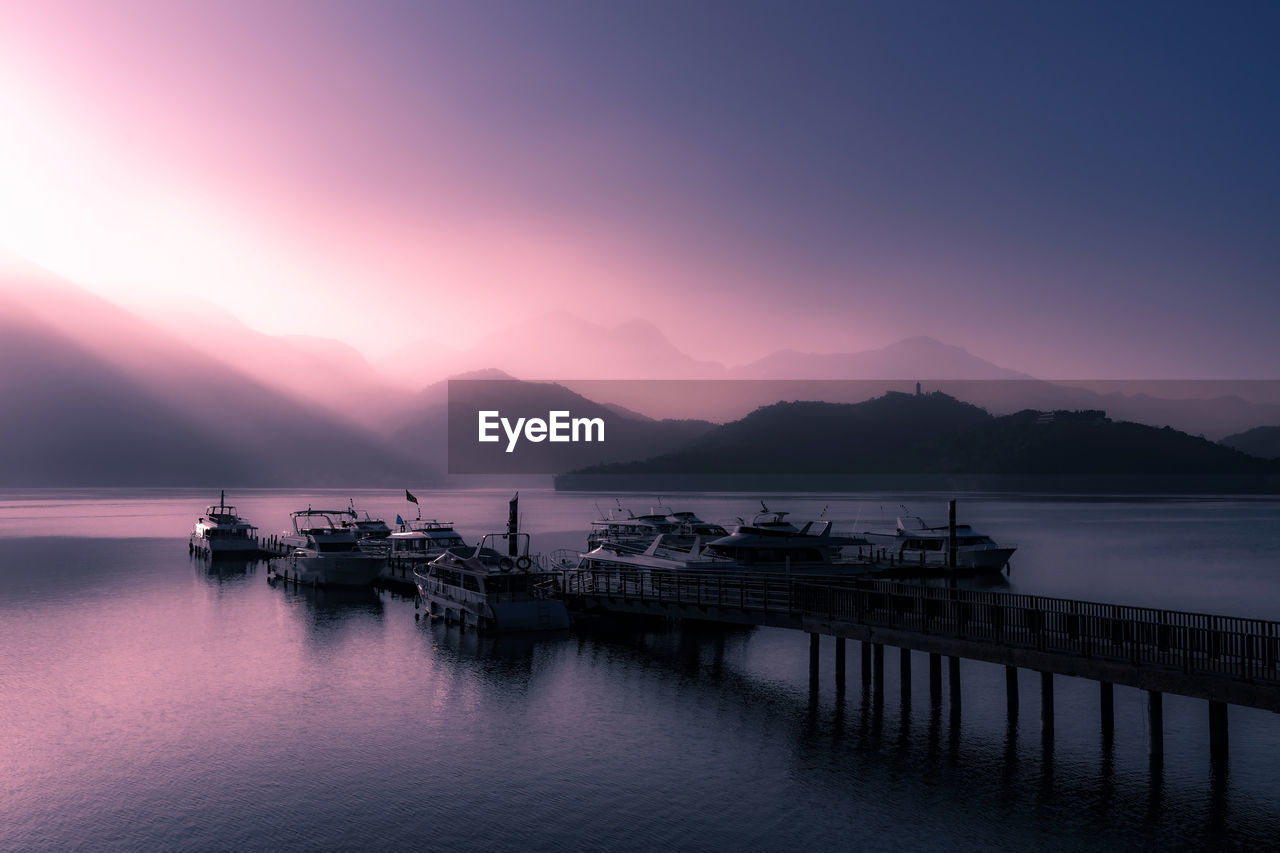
{"left": 2, "top": 488, "right": 1278, "bottom": 851}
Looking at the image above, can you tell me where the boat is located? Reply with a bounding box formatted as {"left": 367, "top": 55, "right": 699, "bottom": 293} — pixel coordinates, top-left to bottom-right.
{"left": 189, "top": 491, "right": 260, "bottom": 557}
{"left": 414, "top": 532, "right": 570, "bottom": 632}
{"left": 586, "top": 503, "right": 674, "bottom": 550}
{"left": 698, "top": 504, "right": 872, "bottom": 571}
{"left": 585, "top": 502, "right": 729, "bottom": 550}
{"left": 340, "top": 499, "right": 392, "bottom": 545}
{"left": 277, "top": 508, "right": 387, "bottom": 586}
{"left": 387, "top": 514, "right": 468, "bottom": 563}
{"left": 862, "top": 510, "right": 1016, "bottom": 574}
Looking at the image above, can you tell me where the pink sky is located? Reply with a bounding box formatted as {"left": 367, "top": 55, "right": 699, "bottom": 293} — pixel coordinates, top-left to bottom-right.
{"left": 3, "top": 1, "right": 1278, "bottom": 377}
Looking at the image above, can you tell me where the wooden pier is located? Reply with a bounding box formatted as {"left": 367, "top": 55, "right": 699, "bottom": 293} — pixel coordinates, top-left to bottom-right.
{"left": 561, "top": 569, "right": 1280, "bottom": 760}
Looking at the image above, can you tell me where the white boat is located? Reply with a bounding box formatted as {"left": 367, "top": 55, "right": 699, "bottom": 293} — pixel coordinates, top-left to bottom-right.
{"left": 585, "top": 503, "right": 729, "bottom": 550}
{"left": 387, "top": 515, "right": 468, "bottom": 563}
{"left": 699, "top": 505, "right": 872, "bottom": 571}
{"left": 414, "top": 533, "right": 570, "bottom": 632}
{"left": 278, "top": 508, "right": 387, "bottom": 586}
{"left": 862, "top": 511, "right": 1016, "bottom": 574}
{"left": 340, "top": 499, "right": 392, "bottom": 544}
{"left": 190, "top": 491, "right": 260, "bottom": 557}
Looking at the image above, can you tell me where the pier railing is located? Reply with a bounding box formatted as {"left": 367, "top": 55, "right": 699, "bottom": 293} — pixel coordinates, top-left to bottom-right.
{"left": 564, "top": 569, "right": 1280, "bottom": 687}
{"left": 798, "top": 579, "right": 1280, "bottom": 685}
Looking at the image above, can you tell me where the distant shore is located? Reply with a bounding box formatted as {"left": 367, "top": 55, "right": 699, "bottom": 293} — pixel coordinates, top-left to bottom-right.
{"left": 554, "top": 473, "right": 1280, "bottom": 494}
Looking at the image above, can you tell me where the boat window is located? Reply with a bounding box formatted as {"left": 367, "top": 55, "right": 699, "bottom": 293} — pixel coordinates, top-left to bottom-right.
{"left": 462, "top": 575, "right": 481, "bottom": 592}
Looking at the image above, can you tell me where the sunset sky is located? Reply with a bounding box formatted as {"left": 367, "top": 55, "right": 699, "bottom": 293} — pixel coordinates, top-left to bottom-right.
{"left": 2, "top": 1, "right": 1278, "bottom": 377}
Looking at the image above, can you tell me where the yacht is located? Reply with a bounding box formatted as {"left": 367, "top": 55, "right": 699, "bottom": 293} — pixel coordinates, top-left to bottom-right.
{"left": 414, "top": 533, "right": 570, "bottom": 632}
{"left": 585, "top": 503, "right": 729, "bottom": 550}
{"left": 190, "top": 491, "right": 260, "bottom": 557}
{"left": 278, "top": 508, "right": 387, "bottom": 586}
{"left": 862, "top": 511, "right": 1016, "bottom": 574}
{"left": 699, "top": 506, "right": 872, "bottom": 571}
{"left": 387, "top": 515, "right": 468, "bottom": 563}
{"left": 586, "top": 503, "right": 674, "bottom": 550}
{"left": 340, "top": 500, "right": 392, "bottom": 544}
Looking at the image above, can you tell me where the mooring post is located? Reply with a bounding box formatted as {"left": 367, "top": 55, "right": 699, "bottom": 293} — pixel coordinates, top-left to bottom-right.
{"left": 872, "top": 643, "right": 885, "bottom": 693}
{"left": 948, "top": 499, "right": 957, "bottom": 569}
{"left": 861, "top": 640, "right": 872, "bottom": 686}
{"left": 1100, "top": 681, "right": 1114, "bottom": 741}
{"left": 1147, "top": 691, "right": 1164, "bottom": 757}
{"left": 809, "top": 632, "right": 820, "bottom": 682}
{"left": 1209, "top": 701, "right": 1228, "bottom": 762}
{"left": 900, "top": 648, "right": 911, "bottom": 703}
{"left": 948, "top": 656, "right": 961, "bottom": 712}
{"left": 835, "top": 637, "right": 846, "bottom": 688}
{"left": 929, "top": 653, "right": 942, "bottom": 707}
{"left": 1040, "top": 671, "right": 1054, "bottom": 735}
{"left": 1006, "top": 665, "right": 1018, "bottom": 718}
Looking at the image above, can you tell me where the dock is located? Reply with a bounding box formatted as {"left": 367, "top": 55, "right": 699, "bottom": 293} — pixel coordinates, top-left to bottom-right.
{"left": 561, "top": 568, "right": 1280, "bottom": 760}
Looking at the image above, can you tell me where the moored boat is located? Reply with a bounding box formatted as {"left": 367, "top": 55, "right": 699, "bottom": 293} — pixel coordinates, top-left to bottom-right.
{"left": 862, "top": 509, "right": 1016, "bottom": 574}
{"left": 190, "top": 491, "right": 260, "bottom": 557}
{"left": 414, "top": 533, "right": 570, "bottom": 632}
{"left": 278, "top": 508, "right": 387, "bottom": 586}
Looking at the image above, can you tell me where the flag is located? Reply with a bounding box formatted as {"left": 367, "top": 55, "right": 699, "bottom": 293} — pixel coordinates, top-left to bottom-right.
{"left": 396, "top": 514, "right": 404, "bottom": 526}
{"left": 405, "top": 489, "right": 418, "bottom": 504}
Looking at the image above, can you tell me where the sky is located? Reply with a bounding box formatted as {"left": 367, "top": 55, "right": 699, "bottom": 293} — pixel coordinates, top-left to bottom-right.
{"left": 2, "top": 0, "right": 1278, "bottom": 376}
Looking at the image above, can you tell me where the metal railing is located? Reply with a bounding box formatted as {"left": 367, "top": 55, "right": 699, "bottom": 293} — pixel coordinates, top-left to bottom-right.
{"left": 562, "top": 568, "right": 1280, "bottom": 686}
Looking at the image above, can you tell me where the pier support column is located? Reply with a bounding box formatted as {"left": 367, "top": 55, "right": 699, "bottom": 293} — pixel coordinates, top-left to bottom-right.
{"left": 1209, "top": 701, "right": 1229, "bottom": 762}
{"left": 1005, "top": 665, "right": 1019, "bottom": 719}
{"left": 1100, "top": 682, "right": 1114, "bottom": 741}
{"left": 948, "top": 656, "right": 961, "bottom": 713}
{"left": 1147, "top": 691, "right": 1164, "bottom": 758}
{"left": 929, "top": 653, "right": 942, "bottom": 707}
{"left": 900, "top": 648, "right": 911, "bottom": 704}
{"left": 861, "top": 640, "right": 872, "bottom": 687}
{"left": 1040, "top": 672, "right": 1054, "bottom": 735}
{"left": 835, "top": 637, "right": 846, "bottom": 688}
{"left": 872, "top": 643, "right": 885, "bottom": 693}
{"left": 809, "top": 633, "right": 820, "bottom": 682}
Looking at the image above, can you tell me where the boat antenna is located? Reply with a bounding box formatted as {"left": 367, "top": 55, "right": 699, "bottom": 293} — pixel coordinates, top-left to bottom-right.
{"left": 594, "top": 501, "right": 603, "bottom": 519}
{"left": 760, "top": 500, "right": 769, "bottom": 513}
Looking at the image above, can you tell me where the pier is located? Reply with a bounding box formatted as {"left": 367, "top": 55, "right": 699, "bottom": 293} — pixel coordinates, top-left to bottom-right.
{"left": 561, "top": 569, "right": 1280, "bottom": 760}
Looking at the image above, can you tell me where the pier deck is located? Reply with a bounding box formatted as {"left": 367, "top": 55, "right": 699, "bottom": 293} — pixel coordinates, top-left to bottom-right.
{"left": 562, "top": 568, "right": 1280, "bottom": 756}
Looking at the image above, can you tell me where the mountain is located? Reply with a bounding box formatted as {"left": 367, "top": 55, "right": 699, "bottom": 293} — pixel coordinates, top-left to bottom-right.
{"left": 375, "top": 312, "right": 726, "bottom": 385}
{"left": 1220, "top": 426, "right": 1280, "bottom": 460}
{"left": 558, "top": 391, "right": 1280, "bottom": 491}
{"left": 140, "top": 298, "right": 406, "bottom": 429}
{"left": 0, "top": 262, "right": 432, "bottom": 486}
{"left": 389, "top": 374, "right": 716, "bottom": 475}
{"left": 732, "top": 336, "right": 1031, "bottom": 379}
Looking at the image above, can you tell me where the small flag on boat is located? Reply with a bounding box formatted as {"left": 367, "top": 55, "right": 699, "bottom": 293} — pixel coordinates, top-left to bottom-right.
{"left": 396, "top": 514, "right": 404, "bottom": 526}
{"left": 406, "top": 489, "right": 419, "bottom": 504}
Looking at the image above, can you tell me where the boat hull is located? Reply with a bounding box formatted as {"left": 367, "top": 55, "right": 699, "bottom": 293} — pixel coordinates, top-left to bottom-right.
{"left": 284, "top": 552, "right": 387, "bottom": 586}
{"left": 415, "top": 582, "right": 571, "bottom": 633}
{"left": 191, "top": 535, "right": 261, "bottom": 557}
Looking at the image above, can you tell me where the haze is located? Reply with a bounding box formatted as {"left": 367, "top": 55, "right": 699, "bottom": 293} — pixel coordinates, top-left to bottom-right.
{"left": 2, "top": 1, "right": 1278, "bottom": 379}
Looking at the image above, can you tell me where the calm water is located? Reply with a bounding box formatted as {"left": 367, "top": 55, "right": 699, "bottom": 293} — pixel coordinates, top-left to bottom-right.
{"left": 2, "top": 489, "right": 1279, "bottom": 851}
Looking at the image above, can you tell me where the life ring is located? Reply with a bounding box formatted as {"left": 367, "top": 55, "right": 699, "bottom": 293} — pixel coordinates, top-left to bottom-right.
{"left": 499, "top": 557, "right": 515, "bottom": 572}
{"left": 515, "top": 556, "right": 532, "bottom": 571}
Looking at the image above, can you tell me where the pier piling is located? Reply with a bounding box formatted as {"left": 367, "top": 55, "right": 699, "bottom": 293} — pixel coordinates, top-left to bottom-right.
{"left": 1006, "top": 665, "right": 1019, "bottom": 718}
{"left": 809, "top": 633, "right": 820, "bottom": 681}
{"left": 872, "top": 643, "right": 885, "bottom": 693}
{"left": 1147, "top": 691, "right": 1164, "bottom": 757}
{"left": 929, "top": 653, "right": 942, "bottom": 707}
{"left": 1100, "top": 682, "right": 1114, "bottom": 741}
{"left": 948, "top": 656, "right": 961, "bottom": 713}
{"left": 1040, "top": 672, "right": 1054, "bottom": 735}
{"left": 900, "top": 648, "right": 911, "bottom": 703}
{"left": 861, "top": 640, "right": 872, "bottom": 687}
{"left": 835, "top": 637, "right": 846, "bottom": 687}
{"left": 1209, "top": 701, "right": 1228, "bottom": 761}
